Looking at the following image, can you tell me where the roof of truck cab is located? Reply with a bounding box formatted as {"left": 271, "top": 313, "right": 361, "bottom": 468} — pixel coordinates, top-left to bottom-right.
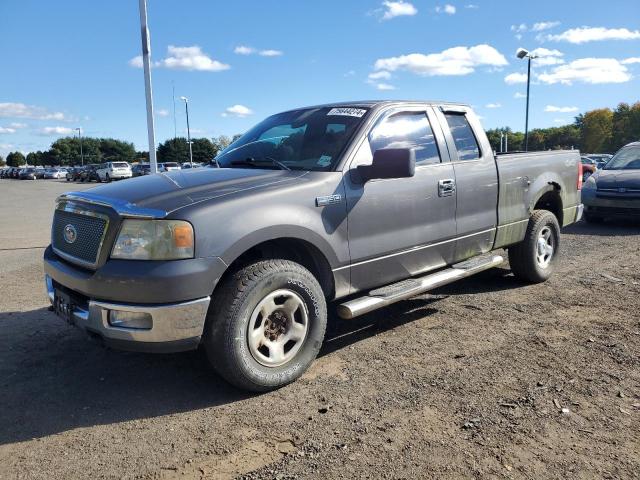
{"left": 280, "top": 100, "right": 470, "bottom": 113}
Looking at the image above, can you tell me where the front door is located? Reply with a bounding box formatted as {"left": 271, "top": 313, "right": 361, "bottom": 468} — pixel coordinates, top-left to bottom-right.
{"left": 343, "top": 107, "right": 458, "bottom": 293}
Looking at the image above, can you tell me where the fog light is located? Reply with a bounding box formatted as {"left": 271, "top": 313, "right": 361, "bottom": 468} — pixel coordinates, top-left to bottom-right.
{"left": 108, "top": 310, "right": 152, "bottom": 330}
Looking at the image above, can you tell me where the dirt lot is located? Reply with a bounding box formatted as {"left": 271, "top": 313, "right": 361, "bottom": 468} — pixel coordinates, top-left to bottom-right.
{"left": 0, "top": 178, "right": 639, "bottom": 479}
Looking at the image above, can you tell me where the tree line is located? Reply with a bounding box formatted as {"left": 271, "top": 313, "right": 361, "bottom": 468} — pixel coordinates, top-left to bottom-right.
{"left": 2, "top": 134, "right": 240, "bottom": 167}
{"left": 486, "top": 101, "right": 639, "bottom": 154}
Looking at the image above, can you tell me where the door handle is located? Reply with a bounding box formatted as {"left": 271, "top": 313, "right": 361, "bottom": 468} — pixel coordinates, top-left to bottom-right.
{"left": 438, "top": 179, "right": 456, "bottom": 197}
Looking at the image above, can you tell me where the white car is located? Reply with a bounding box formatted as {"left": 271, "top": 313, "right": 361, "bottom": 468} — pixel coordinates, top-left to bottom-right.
{"left": 159, "top": 162, "right": 181, "bottom": 172}
{"left": 96, "top": 162, "right": 132, "bottom": 182}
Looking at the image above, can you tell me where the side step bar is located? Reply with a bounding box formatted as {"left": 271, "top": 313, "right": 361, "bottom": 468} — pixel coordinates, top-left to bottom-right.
{"left": 337, "top": 254, "right": 505, "bottom": 319}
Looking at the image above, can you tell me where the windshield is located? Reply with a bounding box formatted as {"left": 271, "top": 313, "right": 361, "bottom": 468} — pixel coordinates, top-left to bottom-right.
{"left": 112, "top": 162, "right": 129, "bottom": 168}
{"left": 215, "top": 106, "right": 369, "bottom": 171}
{"left": 604, "top": 145, "right": 640, "bottom": 170}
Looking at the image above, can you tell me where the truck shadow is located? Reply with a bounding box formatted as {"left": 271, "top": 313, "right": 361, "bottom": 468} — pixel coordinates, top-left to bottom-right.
{"left": 0, "top": 268, "right": 518, "bottom": 445}
{"left": 563, "top": 219, "right": 640, "bottom": 237}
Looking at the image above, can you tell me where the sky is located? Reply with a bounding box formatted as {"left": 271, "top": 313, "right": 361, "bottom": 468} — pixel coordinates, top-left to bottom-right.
{"left": 1, "top": 0, "right": 639, "bottom": 157}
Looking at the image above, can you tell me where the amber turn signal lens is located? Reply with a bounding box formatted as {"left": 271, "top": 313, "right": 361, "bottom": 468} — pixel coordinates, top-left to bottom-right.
{"left": 173, "top": 225, "right": 194, "bottom": 248}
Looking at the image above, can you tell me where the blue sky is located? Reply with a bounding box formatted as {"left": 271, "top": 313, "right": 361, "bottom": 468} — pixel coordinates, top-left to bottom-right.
{"left": 1, "top": 0, "right": 639, "bottom": 157}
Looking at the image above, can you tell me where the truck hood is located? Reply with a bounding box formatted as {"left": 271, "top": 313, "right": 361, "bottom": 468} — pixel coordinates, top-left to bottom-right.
{"left": 595, "top": 169, "right": 640, "bottom": 190}
{"left": 62, "top": 168, "right": 308, "bottom": 216}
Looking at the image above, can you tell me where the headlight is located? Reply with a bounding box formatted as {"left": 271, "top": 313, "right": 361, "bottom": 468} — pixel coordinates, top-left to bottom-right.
{"left": 582, "top": 176, "right": 597, "bottom": 190}
{"left": 111, "top": 219, "right": 194, "bottom": 260}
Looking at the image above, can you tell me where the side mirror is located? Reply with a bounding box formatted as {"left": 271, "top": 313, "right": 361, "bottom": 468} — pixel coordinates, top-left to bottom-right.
{"left": 357, "top": 148, "right": 416, "bottom": 182}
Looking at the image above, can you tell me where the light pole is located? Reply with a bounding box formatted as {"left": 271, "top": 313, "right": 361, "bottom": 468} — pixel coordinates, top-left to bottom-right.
{"left": 138, "top": 0, "right": 158, "bottom": 174}
{"left": 76, "top": 127, "right": 84, "bottom": 166}
{"left": 516, "top": 48, "right": 538, "bottom": 152}
{"left": 180, "top": 96, "right": 193, "bottom": 166}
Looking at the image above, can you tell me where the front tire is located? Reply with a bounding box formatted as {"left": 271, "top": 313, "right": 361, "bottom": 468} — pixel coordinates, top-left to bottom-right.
{"left": 508, "top": 209, "right": 560, "bottom": 283}
{"left": 203, "top": 259, "right": 327, "bottom": 392}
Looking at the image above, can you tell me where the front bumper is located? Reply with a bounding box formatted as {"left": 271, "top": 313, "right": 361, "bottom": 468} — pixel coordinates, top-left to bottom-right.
{"left": 45, "top": 274, "right": 210, "bottom": 352}
{"left": 582, "top": 189, "right": 640, "bottom": 218}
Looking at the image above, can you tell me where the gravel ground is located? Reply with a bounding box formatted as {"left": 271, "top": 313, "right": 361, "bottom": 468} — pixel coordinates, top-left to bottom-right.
{"left": 0, "top": 178, "right": 639, "bottom": 479}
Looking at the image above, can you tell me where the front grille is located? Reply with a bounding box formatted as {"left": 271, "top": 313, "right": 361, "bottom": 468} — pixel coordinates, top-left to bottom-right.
{"left": 52, "top": 209, "right": 108, "bottom": 267}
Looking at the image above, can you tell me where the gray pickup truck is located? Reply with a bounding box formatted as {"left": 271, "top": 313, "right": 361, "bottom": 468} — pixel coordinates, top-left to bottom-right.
{"left": 44, "top": 101, "right": 583, "bottom": 391}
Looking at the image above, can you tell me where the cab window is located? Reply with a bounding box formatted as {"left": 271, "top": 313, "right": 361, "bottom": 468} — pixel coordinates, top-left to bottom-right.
{"left": 369, "top": 112, "right": 441, "bottom": 166}
{"left": 444, "top": 113, "right": 480, "bottom": 161}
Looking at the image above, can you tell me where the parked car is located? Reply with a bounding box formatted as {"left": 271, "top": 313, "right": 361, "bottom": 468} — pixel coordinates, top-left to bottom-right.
{"left": 132, "top": 163, "right": 152, "bottom": 176}
{"left": 79, "top": 164, "right": 100, "bottom": 182}
{"left": 181, "top": 162, "right": 202, "bottom": 169}
{"left": 0, "top": 168, "right": 9, "bottom": 178}
{"left": 161, "top": 162, "right": 181, "bottom": 172}
{"left": 10, "top": 167, "right": 22, "bottom": 179}
{"left": 19, "top": 167, "right": 41, "bottom": 180}
{"left": 586, "top": 154, "right": 613, "bottom": 169}
{"left": 96, "top": 162, "right": 132, "bottom": 182}
{"left": 44, "top": 100, "right": 583, "bottom": 392}
{"left": 44, "top": 168, "right": 67, "bottom": 179}
{"left": 582, "top": 142, "right": 640, "bottom": 222}
{"left": 66, "top": 167, "right": 80, "bottom": 181}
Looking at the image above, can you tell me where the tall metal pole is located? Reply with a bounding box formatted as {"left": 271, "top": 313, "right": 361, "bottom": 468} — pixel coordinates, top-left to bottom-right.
{"left": 524, "top": 56, "right": 531, "bottom": 152}
{"left": 505, "top": 129, "right": 508, "bottom": 153}
{"left": 172, "top": 82, "right": 177, "bottom": 140}
{"left": 182, "top": 98, "right": 193, "bottom": 166}
{"left": 76, "top": 127, "right": 84, "bottom": 166}
{"left": 138, "top": 0, "right": 158, "bottom": 174}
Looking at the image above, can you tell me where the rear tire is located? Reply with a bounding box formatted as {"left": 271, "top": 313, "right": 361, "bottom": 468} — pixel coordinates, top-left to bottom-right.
{"left": 203, "top": 259, "right": 327, "bottom": 392}
{"left": 508, "top": 209, "right": 560, "bottom": 283}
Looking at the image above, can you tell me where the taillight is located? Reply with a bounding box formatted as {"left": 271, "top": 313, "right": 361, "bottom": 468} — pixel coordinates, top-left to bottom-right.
{"left": 577, "top": 161, "right": 583, "bottom": 191}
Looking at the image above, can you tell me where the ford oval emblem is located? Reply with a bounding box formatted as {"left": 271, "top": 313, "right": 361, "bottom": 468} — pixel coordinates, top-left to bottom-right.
{"left": 63, "top": 224, "right": 78, "bottom": 244}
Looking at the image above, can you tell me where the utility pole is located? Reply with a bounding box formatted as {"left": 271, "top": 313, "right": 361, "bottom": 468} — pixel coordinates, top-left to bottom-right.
{"left": 516, "top": 48, "right": 538, "bottom": 152}
{"left": 138, "top": 0, "right": 158, "bottom": 173}
{"left": 76, "top": 127, "right": 84, "bottom": 166}
{"left": 180, "top": 96, "right": 193, "bottom": 166}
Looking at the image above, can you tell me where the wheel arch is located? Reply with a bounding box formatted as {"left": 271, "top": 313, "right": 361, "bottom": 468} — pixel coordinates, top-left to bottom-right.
{"left": 531, "top": 182, "right": 563, "bottom": 225}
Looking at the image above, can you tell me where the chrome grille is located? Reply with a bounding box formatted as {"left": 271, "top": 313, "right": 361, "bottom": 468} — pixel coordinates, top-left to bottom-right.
{"left": 52, "top": 208, "right": 109, "bottom": 268}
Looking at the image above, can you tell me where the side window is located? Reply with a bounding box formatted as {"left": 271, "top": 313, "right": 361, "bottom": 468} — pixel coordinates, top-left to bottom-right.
{"left": 369, "top": 112, "right": 441, "bottom": 166}
{"left": 444, "top": 113, "right": 480, "bottom": 161}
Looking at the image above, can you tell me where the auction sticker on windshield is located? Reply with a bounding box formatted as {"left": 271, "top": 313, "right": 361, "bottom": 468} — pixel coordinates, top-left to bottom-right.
{"left": 327, "top": 107, "right": 367, "bottom": 118}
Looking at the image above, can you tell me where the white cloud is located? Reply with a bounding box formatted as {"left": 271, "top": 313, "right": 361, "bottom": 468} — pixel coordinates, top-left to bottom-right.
{"left": 234, "top": 45, "right": 283, "bottom": 57}
{"left": 542, "top": 26, "right": 640, "bottom": 44}
{"left": 622, "top": 57, "right": 640, "bottom": 64}
{"left": 553, "top": 118, "right": 568, "bottom": 124}
{"left": 38, "top": 126, "right": 74, "bottom": 136}
{"left": 375, "top": 83, "right": 396, "bottom": 90}
{"left": 129, "top": 46, "right": 230, "bottom": 72}
{"left": 259, "top": 49, "right": 283, "bottom": 57}
{"left": 0, "top": 102, "right": 67, "bottom": 121}
{"left": 8, "top": 122, "right": 27, "bottom": 129}
{"left": 514, "top": 92, "right": 527, "bottom": 98}
{"left": 537, "top": 58, "right": 631, "bottom": 85}
{"left": 436, "top": 4, "right": 456, "bottom": 14}
{"left": 545, "top": 105, "right": 579, "bottom": 113}
{"left": 158, "top": 45, "right": 230, "bottom": 71}
{"left": 234, "top": 45, "right": 255, "bottom": 55}
{"left": 532, "top": 21, "right": 560, "bottom": 32}
{"left": 222, "top": 105, "right": 254, "bottom": 118}
{"left": 504, "top": 72, "right": 527, "bottom": 84}
{"left": 368, "top": 70, "right": 392, "bottom": 80}
{"left": 530, "top": 47, "right": 565, "bottom": 66}
{"left": 511, "top": 23, "right": 527, "bottom": 33}
{"left": 0, "top": 127, "right": 16, "bottom": 134}
{"left": 380, "top": 1, "right": 417, "bottom": 20}
{"left": 465, "top": 4, "right": 479, "bottom": 9}
{"left": 344, "top": 70, "right": 356, "bottom": 77}
{"left": 374, "top": 44, "right": 508, "bottom": 76}
{"left": 156, "top": 109, "right": 169, "bottom": 117}
{"left": 128, "top": 55, "right": 143, "bottom": 68}
{"left": 485, "top": 103, "right": 502, "bottom": 108}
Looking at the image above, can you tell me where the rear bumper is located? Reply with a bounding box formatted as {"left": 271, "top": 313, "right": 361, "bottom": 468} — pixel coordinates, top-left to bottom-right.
{"left": 45, "top": 274, "right": 210, "bottom": 352}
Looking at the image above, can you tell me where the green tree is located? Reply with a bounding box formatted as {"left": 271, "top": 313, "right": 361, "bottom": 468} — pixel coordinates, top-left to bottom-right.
{"left": 157, "top": 137, "right": 190, "bottom": 163}
{"left": 191, "top": 138, "right": 217, "bottom": 163}
{"left": 610, "top": 102, "right": 640, "bottom": 151}
{"left": 0, "top": 154, "right": 5, "bottom": 166}
{"left": 99, "top": 138, "right": 136, "bottom": 162}
{"left": 581, "top": 108, "right": 613, "bottom": 153}
{"left": 6, "top": 151, "right": 25, "bottom": 167}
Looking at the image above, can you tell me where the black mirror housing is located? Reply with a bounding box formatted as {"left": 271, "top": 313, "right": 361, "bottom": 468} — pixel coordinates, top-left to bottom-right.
{"left": 358, "top": 148, "right": 416, "bottom": 182}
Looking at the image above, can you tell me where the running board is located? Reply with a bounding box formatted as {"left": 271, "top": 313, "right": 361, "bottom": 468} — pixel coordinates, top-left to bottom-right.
{"left": 337, "top": 254, "right": 505, "bottom": 319}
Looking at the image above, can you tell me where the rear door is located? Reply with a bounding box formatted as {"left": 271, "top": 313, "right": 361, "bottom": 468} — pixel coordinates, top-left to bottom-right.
{"left": 434, "top": 106, "right": 498, "bottom": 262}
{"left": 343, "top": 106, "right": 457, "bottom": 293}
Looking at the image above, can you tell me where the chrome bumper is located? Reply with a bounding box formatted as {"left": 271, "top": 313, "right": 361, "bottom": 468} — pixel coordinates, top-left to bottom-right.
{"left": 45, "top": 274, "right": 210, "bottom": 352}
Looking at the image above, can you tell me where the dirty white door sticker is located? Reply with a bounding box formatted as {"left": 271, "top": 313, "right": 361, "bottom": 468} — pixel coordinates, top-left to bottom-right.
{"left": 327, "top": 107, "right": 367, "bottom": 118}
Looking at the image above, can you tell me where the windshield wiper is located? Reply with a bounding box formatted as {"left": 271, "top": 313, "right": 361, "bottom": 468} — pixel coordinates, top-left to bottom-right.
{"left": 230, "top": 157, "right": 291, "bottom": 171}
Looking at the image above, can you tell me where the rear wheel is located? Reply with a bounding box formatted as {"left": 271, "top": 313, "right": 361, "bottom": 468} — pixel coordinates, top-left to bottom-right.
{"left": 203, "top": 259, "right": 327, "bottom": 392}
{"left": 508, "top": 209, "right": 560, "bottom": 283}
